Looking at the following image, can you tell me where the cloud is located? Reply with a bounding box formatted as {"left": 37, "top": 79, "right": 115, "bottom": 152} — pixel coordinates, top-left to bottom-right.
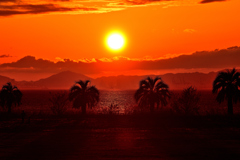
{"left": 0, "top": 46, "right": 240, "bottom": 76}
{"left": 200, "top": 0, "right": 226, "bottom": 4}
{"left": 0, "top": 54, "right": 12, "bottom": 58}
{"left": 0, "top": 0, "right": 168, "bottom": 17}
{"left": 0, "top": 0, "right": 18, "bottom": 2}
{"left": 122, "top": 0, "right": 164, "bottom": 5}
{"left": 0, "top": 3, "right": 98, "bottom": 16}
{"left": 183, "top": 29, "right": 196, "bottom": 33}
{"left": 0, "top": 0, "right": 228, "bottom": 17}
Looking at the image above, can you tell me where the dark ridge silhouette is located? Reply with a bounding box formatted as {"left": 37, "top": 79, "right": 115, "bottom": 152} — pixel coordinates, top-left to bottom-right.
{"left": 1, "top": 46, "right": 240, "bottom": 77}
{"left": 0, "top": 71, "right": 218, "bottom": 90}
{"left": 135, "top": 77, "right": 170, "bottom": 113}
{"left": 69, "top": 80, "right": 99, "bottom": 114}
{"left": 34, "top": 71, "right": 93, "bottom": 89}
{"left": 0, "top": 82, "right": 22, "bottom": 113}
{"left": 0, "top": 75, "right": 15, "bottom": 87}
{"left": 212, "top": 68, "right": 240, "bottom": 115}
{"left": 94, "top": 72, "right": 218, "bottom": 90}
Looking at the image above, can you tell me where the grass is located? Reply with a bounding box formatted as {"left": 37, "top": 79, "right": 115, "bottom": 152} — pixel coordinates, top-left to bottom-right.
{"left": 1, "top": 113, "right": 240, "bottom": 159}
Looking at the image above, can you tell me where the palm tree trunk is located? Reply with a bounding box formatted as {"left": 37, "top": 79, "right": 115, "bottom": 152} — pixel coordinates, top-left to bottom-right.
{"left": 150, "top": 103, "right": 154, "bottom": 113}
{"left": 82, "top": 104, "right": 87, "bottom": 114}
{"left": 228, "top": 97, "right": 233, "bottom": 115}
{"left": 7, "top": 105, "right": 11, "bottom": 114}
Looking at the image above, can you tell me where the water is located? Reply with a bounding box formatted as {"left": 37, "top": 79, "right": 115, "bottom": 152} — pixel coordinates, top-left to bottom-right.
{"left": 14, "top": 90, "right": 234, "bottom": 115}
{"left": 98, "top": 90, "right": 137, "bottom": 114}
{"left": 18, "top": 90, "right": 137, "bottom": 114}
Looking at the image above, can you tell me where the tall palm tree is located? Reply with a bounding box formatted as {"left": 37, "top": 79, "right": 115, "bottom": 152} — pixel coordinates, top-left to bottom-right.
{"left": 134, "top": 77, "right": 170, "bottom": 113}
{"left": 0, "top": 82, "right": 22, "bottom": 113}
{"left": 212, "top": 68, "right": 240, "bottom": 115}
{"left": 69, "top": 80, "right": 99, "bottom": 114}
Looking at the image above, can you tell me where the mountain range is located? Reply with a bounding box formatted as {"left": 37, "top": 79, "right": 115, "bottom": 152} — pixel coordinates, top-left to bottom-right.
{"left": 0, "top": 71, "right": 218, "bottom": 90}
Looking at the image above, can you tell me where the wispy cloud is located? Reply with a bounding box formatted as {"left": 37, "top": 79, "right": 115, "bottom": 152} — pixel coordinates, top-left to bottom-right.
{"left": 0, "top": 1, "right": 97, "bottom": 16}
{"left": 200, "top": 0, "right": 226, "bottom": 4}
{"left": 0, "top": 0, "right": 229, "bottom": 17}
{"left": 0, "top": 54, "right": 12, "bottom": 58}
{"left": 183, "top": 29, "right": 197, "bottom": 33}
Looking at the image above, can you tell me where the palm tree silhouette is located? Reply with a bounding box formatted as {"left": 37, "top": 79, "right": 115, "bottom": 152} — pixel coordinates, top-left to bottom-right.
{"left": 69, "top": 80, "right": 99, "bottom": 114}
{"left": 0, "top": 82, "right": 22, "bottom": 113}
{"left": 134, "top": 77, "right": 170, "bottom": 113}
{"left": 212, "top": 68, "right": 240, "bottom": 115}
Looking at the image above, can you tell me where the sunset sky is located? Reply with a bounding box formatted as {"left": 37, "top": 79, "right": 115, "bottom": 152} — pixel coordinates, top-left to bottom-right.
{"left": 0, "top": 0, "right": 240, "bottom": 80}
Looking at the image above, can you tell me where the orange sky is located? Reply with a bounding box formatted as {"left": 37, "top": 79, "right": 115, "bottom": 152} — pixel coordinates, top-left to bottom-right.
{"left": 0, "top": 0, "right": 239, "bottom": 62}
{"left": 0, "top": 0, "right": 240, "bottom": 80}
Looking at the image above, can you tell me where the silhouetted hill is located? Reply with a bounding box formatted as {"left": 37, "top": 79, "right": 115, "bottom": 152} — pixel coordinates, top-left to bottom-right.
{"left": 0, "top": 75, "right": 15, "bottom": 87}
{"left": 34, "top": 71, "right": 93, "bottom": 89}
{"left": 93, "top": 75, "right": 146, "bottom": 90}
{"left": 161, "top": 72, "right": 217, "bottom": 90}
{"left": 0, "top": 71, "right": 218, "bottom": 90}
{"left": 94, "top": 72, "right": 217, "bottom": 90}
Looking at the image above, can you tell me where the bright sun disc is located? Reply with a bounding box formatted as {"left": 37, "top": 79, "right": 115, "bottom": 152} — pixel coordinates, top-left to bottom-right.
{"left": 106, "top": 33, "right": 125, "bottom": 51}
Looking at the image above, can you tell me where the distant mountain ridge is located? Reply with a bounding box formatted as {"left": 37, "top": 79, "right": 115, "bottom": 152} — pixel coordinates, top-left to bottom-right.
{"left": 0, "top": 75, "right": 16, "bottom": 87}
{"left": 35, "top": 71, "right": 92, "bottom": 89}
{"left": 94, "top": 72, "right": 217, "bottom": 90}
{"left": 0, "top": 71, "right": 218, "bottom": 90}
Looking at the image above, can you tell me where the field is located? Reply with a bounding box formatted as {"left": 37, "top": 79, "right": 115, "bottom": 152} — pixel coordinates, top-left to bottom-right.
{"left": 1, "top": 90, "right": 240, "bottom": 159}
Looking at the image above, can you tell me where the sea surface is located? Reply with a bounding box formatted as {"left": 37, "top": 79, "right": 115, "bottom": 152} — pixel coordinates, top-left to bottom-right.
{"left": 98, "top": 90, "right": 137, "bottom": 113}
{"left": 11, "top": 90, "right": 238, "bottom": 115}
{"left": 18, "top": 90, "right": 137, "bottom": 114}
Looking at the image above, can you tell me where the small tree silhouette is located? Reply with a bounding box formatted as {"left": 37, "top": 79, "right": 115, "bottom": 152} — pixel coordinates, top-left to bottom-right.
{"left": 171, "top": 86, "right": 200, "bottom": 115}
{"left": 134, "top": 77, "right": 170, "bottom": 113}
{"left": 49, "top": 91, "right": 69, "bottom": 115}
{"left": 0, "top": 82, "right": 22, "bottom": 113}
{"left": 69, "top": 80, "right": 99, "bottom": 114}
{"left": 212, "top": 68, "right": 240, "bottom": 115}
{"left": 108, "top": 103, "right": 120, "bottom": 115}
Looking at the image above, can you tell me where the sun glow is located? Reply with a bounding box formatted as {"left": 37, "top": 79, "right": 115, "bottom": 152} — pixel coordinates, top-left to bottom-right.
{"left": 106, "top": 32, "right": 126, "bottom": 51}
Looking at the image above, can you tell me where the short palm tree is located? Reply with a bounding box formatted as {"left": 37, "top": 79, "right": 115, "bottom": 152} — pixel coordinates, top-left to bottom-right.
{"left": 69, "top": 80, "right": 99, "bottom": 114}
{"left": 212, "top": 68, "right": 240, "bottom": 115}
{"left": 0, "top": 82, "right": 22, "bottom": 113}
{"left": 134, "top": 77, "right": 170, "bottom": 112}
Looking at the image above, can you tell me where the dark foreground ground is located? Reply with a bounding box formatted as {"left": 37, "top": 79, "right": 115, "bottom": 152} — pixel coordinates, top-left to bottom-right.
{"left": 1, "top": 114, "right": 240, "bottom": 160}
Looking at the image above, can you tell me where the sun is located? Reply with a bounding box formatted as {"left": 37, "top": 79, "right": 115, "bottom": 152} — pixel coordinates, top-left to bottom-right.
{"left": 106, "top": 32, "right": 126, "bottom": 51}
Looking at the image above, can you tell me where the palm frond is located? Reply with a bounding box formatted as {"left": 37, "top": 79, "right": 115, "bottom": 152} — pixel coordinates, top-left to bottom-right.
{"left": 147, "top": 77, "right": 154, "bottom": 89}
{"left": 84, "top": 80, "right": 90, "bottom": 88}
{"left": 135, "top": 76, "right": 170, "bottom": 112}
{"left": 69, "top": 80, "right": 99, "bottom": 112}
{"left": 153, "top": 77, "right": 161, "bottom": 85}
{"left": 213, "top": 68, "right": 240, "bottom": 105}
{"left": 139, "top": 79, "right": 150, "bottom": 89}
{"left": 155, "top": 81, "right": 169, "bottom": 91}
{"left": 76, "top": 80, "right": 85, "bottom": 89}
{"left": 70, "top": 85, "right": 81, "bottom": 92}
{"left": 216, "top": 89, "right": 225, "bottom": 103}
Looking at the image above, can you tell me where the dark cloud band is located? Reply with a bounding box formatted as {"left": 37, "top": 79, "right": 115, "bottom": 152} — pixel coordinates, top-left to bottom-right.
{"left": 0, "top": 3, "right": 97, "bottom": 16}
{"left": 200, "top": 0, "right": 226, "bottom": 4}
{"left": 0, "top": 0, "right": 230, "bottom": 17}
{"left": 0, "top": 54, "right": 12, "bottom": 58}
{"left": 0, "top": 46, "right": 239, "bottom": 74}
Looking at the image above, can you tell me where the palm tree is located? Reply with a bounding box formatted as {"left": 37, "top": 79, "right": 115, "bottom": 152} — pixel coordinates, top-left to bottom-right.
{"left": 212, "top": 68, "right": 240, "bottom": 115}
{"left": 0, "top": 82, "right": 22, "bottom": 113}
{"left": 134, "top": 77, "right": 170, "bottom": 113}
{"left": 69, "top": 80, "right": 99, "bottom": 114}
